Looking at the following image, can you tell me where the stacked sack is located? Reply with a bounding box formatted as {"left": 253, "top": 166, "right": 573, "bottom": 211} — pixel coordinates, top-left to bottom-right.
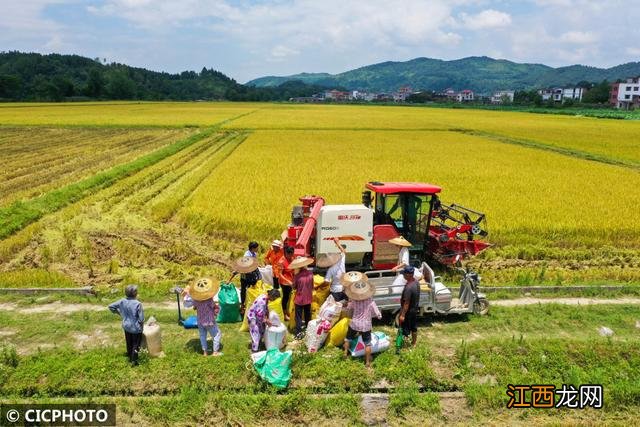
{"left": 305, "top": 295, "right": 343, "bottom": 352}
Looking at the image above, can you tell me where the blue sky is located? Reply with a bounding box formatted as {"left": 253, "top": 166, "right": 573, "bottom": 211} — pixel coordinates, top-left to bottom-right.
{"left": 1, "top": 0, "right": 639, "bottom": 82}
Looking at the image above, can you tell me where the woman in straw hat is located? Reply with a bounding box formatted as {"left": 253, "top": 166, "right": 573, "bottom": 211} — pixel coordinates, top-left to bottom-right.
{"left": 342, "top": 272, "right": 382, "bottom": 370}
{"left": 182, "top": 278, "right": 223, "bottom": 357}
{"left": 290, "top": 256, "right": 315, "bottom": 337}
{"left": 247, "top": 289, "right": 281, "bottom": 352}
{"left": 264, "top": 239, "right": 284, "bottom": 289}
{"left": 319, "top": 237, "right": 348, "bottom": 302}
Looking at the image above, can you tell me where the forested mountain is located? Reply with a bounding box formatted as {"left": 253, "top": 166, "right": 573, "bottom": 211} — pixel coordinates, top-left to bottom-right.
{"left": 247, "top": 56, "right": 640, "bottom": 93}
{"left": 0, "top": 51, "right": 331, "bottom": 101}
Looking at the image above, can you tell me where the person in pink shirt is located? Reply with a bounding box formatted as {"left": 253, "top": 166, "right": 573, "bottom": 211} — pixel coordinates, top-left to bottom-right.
{"left": 342, "top": 272, "right": 381, "bottom": 370}
{"left": 290, "top": 256, "right": 314, "bottom": 338}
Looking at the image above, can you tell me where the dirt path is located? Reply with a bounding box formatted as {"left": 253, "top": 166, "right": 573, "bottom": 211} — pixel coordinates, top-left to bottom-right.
{"left": 3, "top": 297, "right": 640, "bottom": 315}
{"left": 492, "top": 297, "right": 640, "bottom": 307}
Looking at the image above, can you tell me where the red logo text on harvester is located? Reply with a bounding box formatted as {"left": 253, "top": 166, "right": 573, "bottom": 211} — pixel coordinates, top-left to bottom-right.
{"left": 506, "top": 384, "right": 603, "bottom": 409}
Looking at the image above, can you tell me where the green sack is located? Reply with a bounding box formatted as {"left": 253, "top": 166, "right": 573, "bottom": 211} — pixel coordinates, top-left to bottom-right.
{"left": 216, "top": 282, "right": 241, "bottom": 323}
{"left": 253, "top": 348, "right": 292, "bottom": 389}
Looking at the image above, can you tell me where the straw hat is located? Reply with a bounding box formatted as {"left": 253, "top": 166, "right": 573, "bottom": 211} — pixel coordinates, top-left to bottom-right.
{"left": 189, "top": 277, "right": 219, "bottom": 301}
{"left": 316, "top": 253, "right": 341, "bottom": 268}
{"left": 340, "top": 270, "right": 365, "bottom": 287}
{"left": 389, "top": 236, "right": 412, "bottom": 247}
{"left": 289, "top": 256, "right": 314, "bottom": 270}
{"left": 271, "top": 239, "right": 283, "bottom": 248}
{"left": 344, "top": 275, "right": 375, "bottom": 301}
{"left": 233, "top": 256, "right": 259, "bottom": 273}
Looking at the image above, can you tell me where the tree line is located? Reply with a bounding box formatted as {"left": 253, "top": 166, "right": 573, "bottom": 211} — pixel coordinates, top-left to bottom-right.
{"left": 0, "top": 52, "right": 330, "bottom": 102}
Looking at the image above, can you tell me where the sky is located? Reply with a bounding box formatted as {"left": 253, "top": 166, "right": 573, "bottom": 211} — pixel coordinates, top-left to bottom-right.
{"left": 1, "top": 0, "right": 639, "bottom": 83}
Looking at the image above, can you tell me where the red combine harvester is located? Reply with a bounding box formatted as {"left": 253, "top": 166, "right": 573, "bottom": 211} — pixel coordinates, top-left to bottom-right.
{"left": 283, "top": 181, "right": 489, "bottom": 269}
{"left": 281, "top": 181, "right": 491, "bottom": 316}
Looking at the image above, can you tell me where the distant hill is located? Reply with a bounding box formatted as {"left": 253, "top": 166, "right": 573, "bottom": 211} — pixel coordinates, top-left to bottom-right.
{"left": 0, "top": 51, "right": 329, "bottom": 101}
{"left": 246, "top": 56, "right": 640, "bottom": 93}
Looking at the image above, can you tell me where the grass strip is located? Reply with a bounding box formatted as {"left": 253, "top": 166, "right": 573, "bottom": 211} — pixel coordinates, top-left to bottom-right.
{"left": 0, "top": 129, "right": 216, "bottom": 240}
{"left": 462, "top": 129, "right": 640, "bottom": 170}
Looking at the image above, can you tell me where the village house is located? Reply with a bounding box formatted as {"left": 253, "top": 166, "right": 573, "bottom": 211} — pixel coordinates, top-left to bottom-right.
{"left": 538, "top": 86, "right": 585, "bottom": 103}
{"left": 610, "top": 77, "right": 640, "bottom": 109}
{"left": 491, "top": 90, "right": 515, "bottom": 104}
{"left": 456, "top": 89, "right": 474, "bottom": 102}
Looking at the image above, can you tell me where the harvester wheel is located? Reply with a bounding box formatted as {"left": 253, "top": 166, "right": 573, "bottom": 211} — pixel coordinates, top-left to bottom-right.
{"left": 473, "top": 298, "right": 489, "bottom": 316}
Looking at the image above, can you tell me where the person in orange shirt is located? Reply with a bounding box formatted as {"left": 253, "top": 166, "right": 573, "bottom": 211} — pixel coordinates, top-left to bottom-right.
{"left": 277, "top": 246, "right": 295, "bottom": 320}
{"left": 264, "top": 239, "right": 284, "bottom": 289}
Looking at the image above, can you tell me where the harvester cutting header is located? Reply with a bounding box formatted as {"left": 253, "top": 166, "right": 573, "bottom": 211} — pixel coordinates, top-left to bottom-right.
{"left": 283, "top": 181, "right": 490, "bottom": 270}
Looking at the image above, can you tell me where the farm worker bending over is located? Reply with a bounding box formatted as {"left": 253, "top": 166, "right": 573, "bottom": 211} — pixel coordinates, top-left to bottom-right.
{"left": 399, "top": 266, "right": 420, "bottom": 349}
{"left": 290, "top": 256, "right": 315, "bottom": 338}
{"left": 108, "top": 284, "right": 144, "bottom": 366}
{"left": 183, "top": 278, "right": 223, "bottom": 356}
{"left": 276, "top": 246, "right": 295, "bottom": 321}
{"left": 264, "top": 239, "right": 284, "bottom": 289}
{"left": 319, "top": 237, "right": 347, "bottom": 303}
{"left": 342, "top": 273, "right": 382, "bottom": 370}
{"left": 247, "top": 289, "right": 281, "bottom": 352}
{"left": 237, "top": 241, "right": 261, "bottom": 314}
{"left": 389, "top": 236, "right": 422, "bottom": 287}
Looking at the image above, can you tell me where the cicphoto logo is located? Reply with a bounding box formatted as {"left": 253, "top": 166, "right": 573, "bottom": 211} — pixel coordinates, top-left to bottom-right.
{"left": 1, "top": 404, "right": 116, "bottom": 426}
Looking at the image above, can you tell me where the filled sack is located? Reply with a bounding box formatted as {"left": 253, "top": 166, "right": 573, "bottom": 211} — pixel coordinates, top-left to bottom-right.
{"left": 142, "top": 316, "right": 165, "bottom": 358}
{"left": 304, "top": 318, "right": 332, "bottom": 353}
{"left": 216, "top": 282, "right": 241, "bottom": 323}
{"left": 318, "top": 295, "right": 343, "bottom": 327}
{"left": 287, "top": 289, "right": 297, "bottom": 332}
{"left": 264, "top": 311, "right": 287, "bottom": 350}
{"left": 253, "top": 347, "right": 292, "bottom": 389}
{"left": 311, "top": 275, "right": 331, "bottom": 317}
{"left": 326, "top": 317, "right": 350, "bottom": 347}
{"left": 259, "top": 265, "right": 274, "bottom": 287}
{"left": 348, "top": 331, "right": 390, "bottom": 357}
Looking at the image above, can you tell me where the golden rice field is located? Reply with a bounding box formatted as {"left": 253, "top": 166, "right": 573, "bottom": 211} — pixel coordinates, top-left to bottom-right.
{"left": 1, "top": 101, "right": 639, "bottom": 288}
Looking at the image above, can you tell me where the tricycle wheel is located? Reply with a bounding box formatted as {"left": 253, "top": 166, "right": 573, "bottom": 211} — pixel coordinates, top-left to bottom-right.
{"left": 473, "top": 297, "right": 489, "bottom": 316}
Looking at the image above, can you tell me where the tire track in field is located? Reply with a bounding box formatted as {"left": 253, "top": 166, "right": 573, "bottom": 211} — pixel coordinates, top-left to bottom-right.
{"left": 147, "top": 131, "right": 249, "bottom": 222}
{"left": 457, "top": 129, "right": 640, "bottom": 171}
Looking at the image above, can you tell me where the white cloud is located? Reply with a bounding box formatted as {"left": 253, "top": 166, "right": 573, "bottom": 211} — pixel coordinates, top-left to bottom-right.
{"left": 626, "top": 47, "right": 640, "bottom": 56}
{"left": 559, "top": 31, "right": 597, "bottom": 44}
{"left": 460, "top": 9, "right": 512, "bottom": 30}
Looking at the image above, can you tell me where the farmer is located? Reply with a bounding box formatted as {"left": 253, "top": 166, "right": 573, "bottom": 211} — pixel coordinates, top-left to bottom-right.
{"left": 389, "top": 236, "right": 422, "bottom": 287}
{"left": 276, "top": 246, "right": 295, "bottom": 320}
{"left": 342, "top": 273, "right": 382, "bottom": 370}
{"left": 398, "top": 266, "right": 420, "bottom": 348}
{"left": 108, "top": 284, "right": 144, "bottom": 366}
{"left": 290, "top": 256, "right": 314, "bottom": 338}
{"left": 236, "top": 241, "right": 261, "bottom": 314}
{"left": 247, "top": 289, "right": 281, "bottom": 352}
{"left": 319, "top": 237, "right": 347, "bottom": 302}
{"left": 264, "top": 239, "right": 284, "bottom": 289}
{"left": 183, "top": 278, "right": 223, "bottom": 356}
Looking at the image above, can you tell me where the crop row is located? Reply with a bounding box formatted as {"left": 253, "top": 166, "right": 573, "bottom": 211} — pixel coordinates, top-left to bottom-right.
{"left": 0, "top": 128, "right": 192, "bottom": 207}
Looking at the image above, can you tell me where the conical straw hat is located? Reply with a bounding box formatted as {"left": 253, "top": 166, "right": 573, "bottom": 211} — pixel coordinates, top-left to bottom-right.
{"left": 316, "top": 253, "right": 341, "bottom": 268}
{"left": 340, "top": 270, "right": 365, "bottom": 287}
{"left": 190, "top": 277, "right": 219, "bottom": 301}
{"left": 289, "top": 256, "right": 314, "bottom": 270}
{"left": 233, "top": 256, "right": 259, "bottom": 273}
{"left": 344, "top": 275, "right": 375, "bottom": 301}
{"left": 389, "top": 236, "right": 412, "bottom": 247}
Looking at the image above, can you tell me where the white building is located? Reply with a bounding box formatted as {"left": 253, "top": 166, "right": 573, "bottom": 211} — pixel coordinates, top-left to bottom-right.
{"left": 491, "top": 90, "right": 515, "bottom": 104}
{"left": 456, "top": 90, "right": 474, "bottom": 102}
{"left": 610, "top": 77, "right": 640, "bottom": 109}
{"left": 538, "top": 87, "right": 585, "bottom": 102}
